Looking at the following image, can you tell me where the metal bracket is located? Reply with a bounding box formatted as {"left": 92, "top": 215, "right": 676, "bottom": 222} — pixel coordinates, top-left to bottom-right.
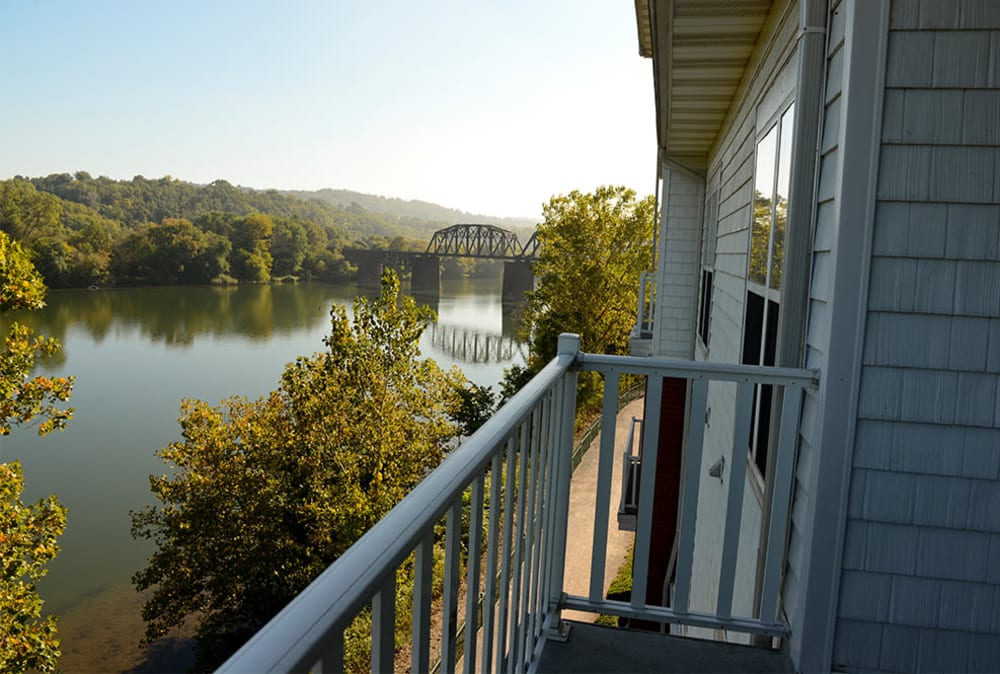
{"left": 547, "top": 618, "right": 572, "bottom": 643}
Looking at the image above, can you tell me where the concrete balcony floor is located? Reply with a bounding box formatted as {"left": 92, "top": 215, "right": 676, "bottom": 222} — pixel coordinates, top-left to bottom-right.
{"left": 536, "top": 621, "right": 794, "bottom": 674}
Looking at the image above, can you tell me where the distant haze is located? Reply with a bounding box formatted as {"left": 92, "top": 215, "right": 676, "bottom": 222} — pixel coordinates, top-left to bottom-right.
{"left": 281, "top": 188, "right": 538, "bottom": 234}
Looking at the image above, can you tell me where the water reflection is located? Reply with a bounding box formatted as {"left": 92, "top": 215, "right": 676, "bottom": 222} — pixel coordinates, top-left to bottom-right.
{"left": 427, "top": 322, "right": 526, "bottom": 364}
{"left": 3, "top": 283, "right": 351, "bottom": 350}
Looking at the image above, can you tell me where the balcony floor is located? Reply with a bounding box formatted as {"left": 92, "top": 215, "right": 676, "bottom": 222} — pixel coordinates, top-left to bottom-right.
{"left": 535, "top": 621, "right": 794, "bottom": 674}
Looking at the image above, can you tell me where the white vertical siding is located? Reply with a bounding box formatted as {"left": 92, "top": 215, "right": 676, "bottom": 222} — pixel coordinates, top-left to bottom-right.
{"left": 825, "top": 0, "right": 1000, "bottom": 671}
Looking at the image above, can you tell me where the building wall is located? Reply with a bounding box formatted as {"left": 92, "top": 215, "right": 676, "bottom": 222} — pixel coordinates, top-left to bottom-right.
{"left": 653, "top": 163, "right": 703, "bottom": 359}
{"left": 829, "top": 1, "right": 1000, "bottom": 670}
{"left": 677, "top": 0, "right": 800, "bottom": 634}
{"left": 782, "top": 0, "right": 848, "bottom": 658}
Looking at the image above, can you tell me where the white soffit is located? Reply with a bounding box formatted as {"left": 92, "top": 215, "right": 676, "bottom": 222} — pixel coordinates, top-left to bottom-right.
{"left": 639, "top": 0, "right": 773, "bottom": 168}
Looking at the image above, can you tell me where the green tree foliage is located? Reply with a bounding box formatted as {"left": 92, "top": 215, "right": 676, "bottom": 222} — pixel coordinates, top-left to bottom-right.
{"left": 131, "top": 270, "right": 471, "bottom": 670}
{"left": 514, "top": 186, "right": 654, "bottom": 408}
{"left": 229, "top": 214, "right": 273, "bottom": 282}
{"left": 270, "top": 217, "right": 308, "bottom": 277}
{"left": 523, "top": 185, "right": 654, "bottom": 361}
{"left": 0, "top": 180, "right": 64, "bottom": 247}
{"left": 0, "top": 464, "right": 67, "bottom": 674}
{"left": 0, "top": 231, "right": 74, "bottom": 674}
{"left": 110, "top": 220, "right": 231, "bottom": 285}
{"left": 0, "top": 233, "right": 75, "bottom": 432}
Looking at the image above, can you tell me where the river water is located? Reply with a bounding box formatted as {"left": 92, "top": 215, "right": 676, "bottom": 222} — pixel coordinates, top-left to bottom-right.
{"left": 4, "top": 278, "right": 525, "bottom": 673}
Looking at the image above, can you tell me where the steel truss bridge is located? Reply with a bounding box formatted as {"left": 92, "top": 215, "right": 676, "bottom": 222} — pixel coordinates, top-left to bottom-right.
{"left": 425, "top": 224, "right": 538, "bottom": 259}
{"left": 343, "top": 224, "right": 538, "bottom": 269}
{"left": 342, "top": 224, "right": 538, "bottom": 302}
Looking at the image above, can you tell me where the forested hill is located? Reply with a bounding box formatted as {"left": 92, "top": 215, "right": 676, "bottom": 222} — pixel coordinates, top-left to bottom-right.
{"left": 282, "top": 188, "right": 537, "bottom": 234}
{"left": 27, "top": 173, "right": 450, "bottom": 240}
{"left": 0, "top": 172, "right": 532, "bottom": 289}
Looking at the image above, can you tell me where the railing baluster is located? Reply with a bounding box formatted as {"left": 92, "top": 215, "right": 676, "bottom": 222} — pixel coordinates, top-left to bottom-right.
{"left": 546, "top": 364, "right": 578, "bottom": 626}
{"left": 673, "top": 378, "right": 709, "bottom": 613}
{"left": 631, "top": 376, "right": 662, "bottom": 611}
{"left": 371, "top": 573, "right": 396, "bottom": 674}
{"left": 480, "top": 453, "right": 502, "bottom": 674}
{"left": 533, "top": 394, "right": 553, "bottom": 630}
{"left": 495, "top": 436, "right": 517, "bottom": 673}
{"left": 442, "top": 500, "right": 463, "bottom": 674}
{"left": 317, "top": 628, "right": 344, "bottom": 674}
{"left": 759, "top": 385, "right": 804, "bottom": 624}
{"left": 523, "top": 404, "right": 543, "bottom": 646}
{"left": 540, "top": 393, "right": 557, "bottom": 616}
{"left": 590, "top": 372, "right": 620, "bottom": 601}
{"left": 463, "top": 474, "right": 485, "bottom": 673}
{"left": 508, "top": 411, "right": 531, "bottom": 673}
{"left": 412, "top": 531, "right": 434, "bottom": 674}
{"left": 716, "top": 381, "right": 753, "bottom": 619}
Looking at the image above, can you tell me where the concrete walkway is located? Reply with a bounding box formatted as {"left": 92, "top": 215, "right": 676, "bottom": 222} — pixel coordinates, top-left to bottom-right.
{"left": 561, "top": 397, "right": 644, "bottom": 622}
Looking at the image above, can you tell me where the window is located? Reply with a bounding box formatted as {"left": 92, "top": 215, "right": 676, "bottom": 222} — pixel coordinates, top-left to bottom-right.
{"left": 743, "top": 103, "right": 794, "bottom": 476}
{"left": 697, "top": 187, "right": 719, "bottom": 348}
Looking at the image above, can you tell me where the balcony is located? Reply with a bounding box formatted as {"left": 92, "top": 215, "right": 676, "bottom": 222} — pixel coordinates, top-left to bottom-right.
{"left": 628, "top": 271, "right": 656, "bottom": 356}
{"left": 616, "top": 417, "right": 642, "bottom": 532}
{"left": 216, "top": 334, "right": 817, "bottom": 674}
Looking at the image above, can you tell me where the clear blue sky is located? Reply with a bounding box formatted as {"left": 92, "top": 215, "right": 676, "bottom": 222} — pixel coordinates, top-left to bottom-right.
{"left": 0, "top": 1, "right": 655, "bottom": 219}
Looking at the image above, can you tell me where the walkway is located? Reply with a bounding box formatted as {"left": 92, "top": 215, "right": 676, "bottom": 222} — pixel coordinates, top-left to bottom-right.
{"left": 561, "top": 397, "right": 644, "bottom": 622}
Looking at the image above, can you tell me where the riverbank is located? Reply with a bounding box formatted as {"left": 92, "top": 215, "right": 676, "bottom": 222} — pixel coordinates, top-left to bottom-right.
{"left": 55, "top": 583, "right": 194, "bottom": 674}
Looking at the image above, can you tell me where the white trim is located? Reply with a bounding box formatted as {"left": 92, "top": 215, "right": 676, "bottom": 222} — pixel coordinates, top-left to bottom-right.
{"left": 794, "top": 1, "right": 889, "bottom": 671}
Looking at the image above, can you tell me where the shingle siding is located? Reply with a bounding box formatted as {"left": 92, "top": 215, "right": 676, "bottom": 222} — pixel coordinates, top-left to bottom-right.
{"left": 805, "top": 0, "right": 1000, "bottom": 670}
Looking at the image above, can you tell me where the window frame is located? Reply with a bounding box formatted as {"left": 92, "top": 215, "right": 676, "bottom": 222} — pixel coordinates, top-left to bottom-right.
{"left": 743, "top": 99, "right": 795, "bottom": 480}
{"left": 697, "top": 185, "right": 719, "bottom": 351}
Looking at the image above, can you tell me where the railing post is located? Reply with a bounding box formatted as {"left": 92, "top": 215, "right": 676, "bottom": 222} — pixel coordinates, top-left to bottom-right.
{"left": 545, "top": 334, "right": 579, "bottom": 641}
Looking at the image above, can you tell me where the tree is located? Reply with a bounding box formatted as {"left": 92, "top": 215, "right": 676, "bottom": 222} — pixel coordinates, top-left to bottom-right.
{"left": 0, "top": 231, "right": 74, "bottom": 674}
{"left": 515, "top": 186, "right": 654, "bottom": 407}
{"left": 0, "top": 180, "right": 64, "bottom": 247}
{"left": 230, "top": 214, "right": 273, "bottom": 282}
{"left": 131, "top": 270, "right": 470, "bottom": 670}
{"left": 270, "top": 217, "right": 308, "bottom": 277}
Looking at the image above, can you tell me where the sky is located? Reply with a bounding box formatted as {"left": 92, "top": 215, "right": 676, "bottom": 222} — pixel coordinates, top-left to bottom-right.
{"left": 0, "top": 1, "right": 656, "bottom": 219}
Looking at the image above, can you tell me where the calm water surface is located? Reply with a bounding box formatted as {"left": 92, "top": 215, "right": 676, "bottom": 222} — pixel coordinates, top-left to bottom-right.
{"left": 4, "top": 279, "right": 524, "bottom": 673}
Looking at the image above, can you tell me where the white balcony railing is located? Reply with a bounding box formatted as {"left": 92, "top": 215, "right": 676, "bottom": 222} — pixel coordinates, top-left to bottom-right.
{"left": 629, "top": 272, "right": 656, "bottom": 356}
{"left": 616, "top": 417, "right": 643, "bottom": 532}
{"left": 216, "top": 334, "right": 818, "bottom": 674}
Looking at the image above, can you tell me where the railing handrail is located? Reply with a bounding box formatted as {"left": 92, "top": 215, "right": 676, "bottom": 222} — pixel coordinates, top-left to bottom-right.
{"left": 216, "top": 336, "right": 582, "bottom": 674}
{"left": 578, "top": 352, "right": 818, "bottom": 389}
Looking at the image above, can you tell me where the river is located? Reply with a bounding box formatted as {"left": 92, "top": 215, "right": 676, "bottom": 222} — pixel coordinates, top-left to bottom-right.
{"left": 4, "top": 278, "right": 526, "bottom": 673}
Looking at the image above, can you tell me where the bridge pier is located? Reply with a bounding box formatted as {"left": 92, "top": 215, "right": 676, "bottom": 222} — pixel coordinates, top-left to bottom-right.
{"left": 355, "top": 260, "right": 384, "bottom": 284}
{"left": 502, "top": 260, "right": 534, "bottom": 304}
{"left": 411, "top": 254, "right": 440, "bottom": 295}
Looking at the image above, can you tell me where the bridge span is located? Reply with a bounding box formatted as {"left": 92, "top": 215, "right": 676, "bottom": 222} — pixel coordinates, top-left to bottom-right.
{"left": 343, "top": 224, "right": 538, "bottom": 302}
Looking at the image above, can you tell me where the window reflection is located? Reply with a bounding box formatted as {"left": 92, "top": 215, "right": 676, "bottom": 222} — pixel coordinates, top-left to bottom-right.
{"left": 750, "top": 126, "right": 777, "bottom": 286}
{"left": 771, "top": 105, "right": 794, "bottom": 290}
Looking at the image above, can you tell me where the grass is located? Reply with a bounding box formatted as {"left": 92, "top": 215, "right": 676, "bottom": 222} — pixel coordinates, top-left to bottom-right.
{"left": 594, "top": 543, "right": 634, "bottom": 627}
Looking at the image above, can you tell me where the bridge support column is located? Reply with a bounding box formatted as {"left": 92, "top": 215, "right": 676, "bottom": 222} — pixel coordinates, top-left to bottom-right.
{"left": 411, "top": 255, "right": 440, "bottom": 295}
{"left": 502, "top": 260, "right": 534, "bottom": 304}
{"left": 355, "top": 261, "right": 384, "bottom": 284}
